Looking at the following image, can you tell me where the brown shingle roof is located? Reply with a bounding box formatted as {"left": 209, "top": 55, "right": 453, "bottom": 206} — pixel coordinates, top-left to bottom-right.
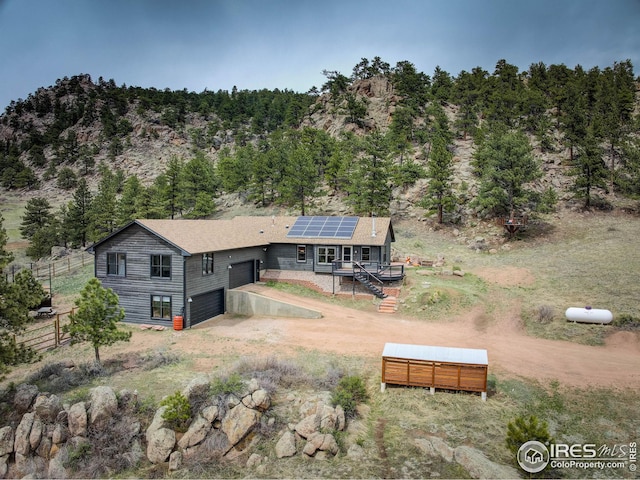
{"left": 136, "top": 216, "right": 392, "bottom": 254}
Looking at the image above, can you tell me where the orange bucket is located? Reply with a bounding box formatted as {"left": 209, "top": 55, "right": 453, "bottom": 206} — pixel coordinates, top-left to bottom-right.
{"left": 173, "top": 315, "right": 183, "bottom": 331}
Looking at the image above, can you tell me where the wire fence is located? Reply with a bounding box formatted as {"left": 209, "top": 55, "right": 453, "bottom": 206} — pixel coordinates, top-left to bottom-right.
{"left": 5, "top": 251, "right": 93, "bottom": 286}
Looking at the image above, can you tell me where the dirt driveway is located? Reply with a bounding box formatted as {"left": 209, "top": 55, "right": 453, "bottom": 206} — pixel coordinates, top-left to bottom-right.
{"left": 166, "top": 279, "right": 640, "bottom": 390}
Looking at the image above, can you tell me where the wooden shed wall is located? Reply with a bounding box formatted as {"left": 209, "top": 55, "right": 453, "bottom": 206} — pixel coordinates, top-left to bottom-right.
{"left": 382, "top": 357, "right": 487, "bottom": 393}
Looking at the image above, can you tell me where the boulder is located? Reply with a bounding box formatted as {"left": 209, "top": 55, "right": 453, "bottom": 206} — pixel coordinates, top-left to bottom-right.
{"left": 294, "top": 413, "right": 320, "bottom": 439}
{"left": 318, "top": 404, "right": 341, "bottom": 431}
{"left": 67, "top": 402, "right": 87, "bottom": 437}
{"left": 302, "top": 432, "right": 338, "bottom": 457}
{"left": 202, "top": 405, "right": 219, "bottom": 423}
{"left": 168, "top": 450, "right": 182, "bottom": 471}
{"left": 34, "top": 394, "right": 63, "bottom": 422}
{"left": 51, "top": 423, "right": 67, "bottom": 445}
{"left": 182, "top": 375, "right": 211, "bottom": 405}
{"left": 147, "top": 406, "right": 170, "bottom": 433}
{"left": 454, "top": 445, "right": 520, "bottom": 479}
{"left": 221, "top": 404, "right": 260, "bottom": 446}
{"left": 246, "top": 452, "right": 263, "bottom": 468}
{"left": 146, "top": 406, "right": 175, "bottom": 464}
{"left": 47, "top": 456, "right": 67, "bottom": 479}
{"left": 35, "top": 436, "right": 51, "bottom": 459}
{"left": 146, "top": 427, "right": 176, "bottom": 464}
{"left": 242, "top": 389, "right": 270, "bottom": 411}
{"left": 89, "top": 386, "right": 118, "bottom": 428}
{"left": 177, "top": 414, "right": 212, "bottom": 450}
{"left": 275, "top": 431, "right": 297, "bottom": 458}
{"left": 0, "top": 455, "right": 7, "bottom": 478}
{"left": 0, "top": 426, "right": 14, "bottom": 457}
{"left": 28, "top": 417, "right": 43, "bottom": 451}
{"left": 13, "top": 384, "right": 39, "bottom": 413}
{"left": 14, "top": 412, "right": 35, "bottom": 456}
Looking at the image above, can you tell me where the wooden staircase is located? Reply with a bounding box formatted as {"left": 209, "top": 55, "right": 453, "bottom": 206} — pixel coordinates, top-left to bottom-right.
{"left": 378, "top": 296, "right": 397, "bottom": 314}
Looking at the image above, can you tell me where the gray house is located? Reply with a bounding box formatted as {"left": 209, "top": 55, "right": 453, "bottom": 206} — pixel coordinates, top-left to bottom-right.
{"left": 88, "top": 215, "right": 399, "bottom": 327}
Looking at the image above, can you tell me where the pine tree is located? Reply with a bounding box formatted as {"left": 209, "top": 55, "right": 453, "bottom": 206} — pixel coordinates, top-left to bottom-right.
{"left": 67, "top": 178, "right": 92, "bottom": 247}
{"left": 570, "top": 130, "right": 608, "bottom": 208}
{"left": 346, "top": 131, "right": 393, "bottom": 216}
{"left": 63, "top": 278, "right": 130, "bottom": 366}
{"left": 0, "top": 214, "right": 47, "bottom": 379}
{"left": 422, "top": 132, "right": 455, "bottom": 223}
{"left": 472, "top": 128, "right": 542, "bottom": 216}
{"left": 20, "top": 197, "right": 53, "bottom": 240}
{"left": 116, "top": 175, "right": 144, "bottom": 225}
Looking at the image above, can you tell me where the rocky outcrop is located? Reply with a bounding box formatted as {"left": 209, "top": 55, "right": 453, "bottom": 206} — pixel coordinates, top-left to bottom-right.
{"left": 414, "top": 436, "right": 520, "bottom": 479}
{"left": 454, "top": 445, "right": 520, "bottom": 479}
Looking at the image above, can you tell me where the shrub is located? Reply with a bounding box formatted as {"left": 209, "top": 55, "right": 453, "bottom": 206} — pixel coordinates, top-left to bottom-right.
{"left": 210, "top": 372, "right": 245, "bottom": 396}
{"left": 231, "top": 356, "right": 311, "bottom": 392}
{"left": 615, "top": 314, "right": 640, "bottom": 331}
{"left": 331, "top": 375, "right": 368, "bottom": 418}
{"left": 160, "top": 391, "right": 191, "bottom": 433}
{"left": 535, "top": 304, "right": 555, "bottom": 324}
{"left": 505, "top": 414, "right": 554, "bottom": 456}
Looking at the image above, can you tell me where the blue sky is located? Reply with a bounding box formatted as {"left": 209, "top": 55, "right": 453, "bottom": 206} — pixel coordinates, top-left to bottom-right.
{"left": 0, "top": 0, "right": 638, "bottom": 110}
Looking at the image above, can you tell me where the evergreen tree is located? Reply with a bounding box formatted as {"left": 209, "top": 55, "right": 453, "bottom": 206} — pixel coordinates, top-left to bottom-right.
{"left": 346, "top": 131, "right": 393, "bottom": 216}
{"left": 164, "top": 156, "right": 184, "bottom": 219}
{"left": 181, "top": 151, "right": 217, "bottom": 217}
{"left": 67, "top": 178, "right": 92, "bottom": 247}
{"left": 20, "top": 197, "right": 53, "bottom": 240}
{"left": 279, "top": 134, "right": 321, "bottom": 216}
{"left": 63, "top": 278, "right": 130, "bottom": 366}
{"left": 117, "top": 175, "right": 144, "bottom": 225}
{"left": 0, "top": 214, "right": 47, "bottom": 379}
{"left": 472, "top": 128, "right": 542, "bottom": 216}
{"left": 422, "top": 132, "right": 455, "bottom": 223}
{"left": 89, "top": 168, "right": 118, "bottom": 240}
{"left": 570, "top": 130, "right": 608, "bottom": 208}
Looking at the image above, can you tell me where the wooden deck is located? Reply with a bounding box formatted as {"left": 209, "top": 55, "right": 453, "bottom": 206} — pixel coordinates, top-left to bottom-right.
{"left": 332, "top": 261, "right": 405, "bottom": 282}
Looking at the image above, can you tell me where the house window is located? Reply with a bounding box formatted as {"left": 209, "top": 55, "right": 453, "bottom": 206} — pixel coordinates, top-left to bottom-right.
{"left": 297, "top": 245, "right": 307, "bottom": 262}
{"left": 361, "top": 247, "right": 371, "bottom": 262}
{"left": 107, "top": 252, "right": 126, "bottom": 276}
{"left": 151, "top": 255, "right": 171, "bottom": 278}
{"left": 151, "top": 295, "right": 171, "bottom": 319}
{"left": 202, "top": 253, "right": 214, "bottom": 275}
{"left": 317, "top": 246, "right": 337, "bottom": 265}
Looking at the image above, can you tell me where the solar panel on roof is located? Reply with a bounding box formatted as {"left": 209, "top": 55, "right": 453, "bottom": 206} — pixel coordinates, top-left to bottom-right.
{"left": 286, "top": 216, "right": 359, "bottom": 239}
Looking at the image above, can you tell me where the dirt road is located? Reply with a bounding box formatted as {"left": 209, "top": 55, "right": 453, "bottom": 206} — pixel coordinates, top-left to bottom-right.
{"left": 188, "top": 283, "right": 640, "bottom": 389}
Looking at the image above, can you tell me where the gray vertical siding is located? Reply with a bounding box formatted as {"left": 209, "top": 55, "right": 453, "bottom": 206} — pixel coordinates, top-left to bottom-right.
{"left": 185, "top": 246, "right": 267, "bottom": 298}
{"left": 94, "top": 225, "right": 185, "bottom": 324}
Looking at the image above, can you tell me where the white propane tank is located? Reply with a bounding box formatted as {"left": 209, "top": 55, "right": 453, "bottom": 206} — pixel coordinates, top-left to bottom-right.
{"left": 565, "top": 307, "right": 613, "bottom": 324}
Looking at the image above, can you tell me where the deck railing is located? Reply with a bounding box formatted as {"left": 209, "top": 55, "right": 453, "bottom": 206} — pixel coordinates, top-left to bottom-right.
{"left": 331, "top": 261, "right": 404, "bottom": 279}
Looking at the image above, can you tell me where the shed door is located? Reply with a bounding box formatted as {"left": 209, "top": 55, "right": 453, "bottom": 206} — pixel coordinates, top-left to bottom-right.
{"left": 229, "top": 261, "right": 255, "bottom": 289}
{"left": 190, "top": 289, "right": 224, "bottom": 326}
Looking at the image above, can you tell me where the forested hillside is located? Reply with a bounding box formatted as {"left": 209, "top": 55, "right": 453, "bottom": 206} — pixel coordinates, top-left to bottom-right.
{"left": 1, "top": 57, "right": 639, "bottom": 259}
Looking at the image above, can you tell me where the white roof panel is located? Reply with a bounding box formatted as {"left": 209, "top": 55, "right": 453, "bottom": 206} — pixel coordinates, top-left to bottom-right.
{"left": 382, "top": 342, "right": 488, "bottom": 365}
